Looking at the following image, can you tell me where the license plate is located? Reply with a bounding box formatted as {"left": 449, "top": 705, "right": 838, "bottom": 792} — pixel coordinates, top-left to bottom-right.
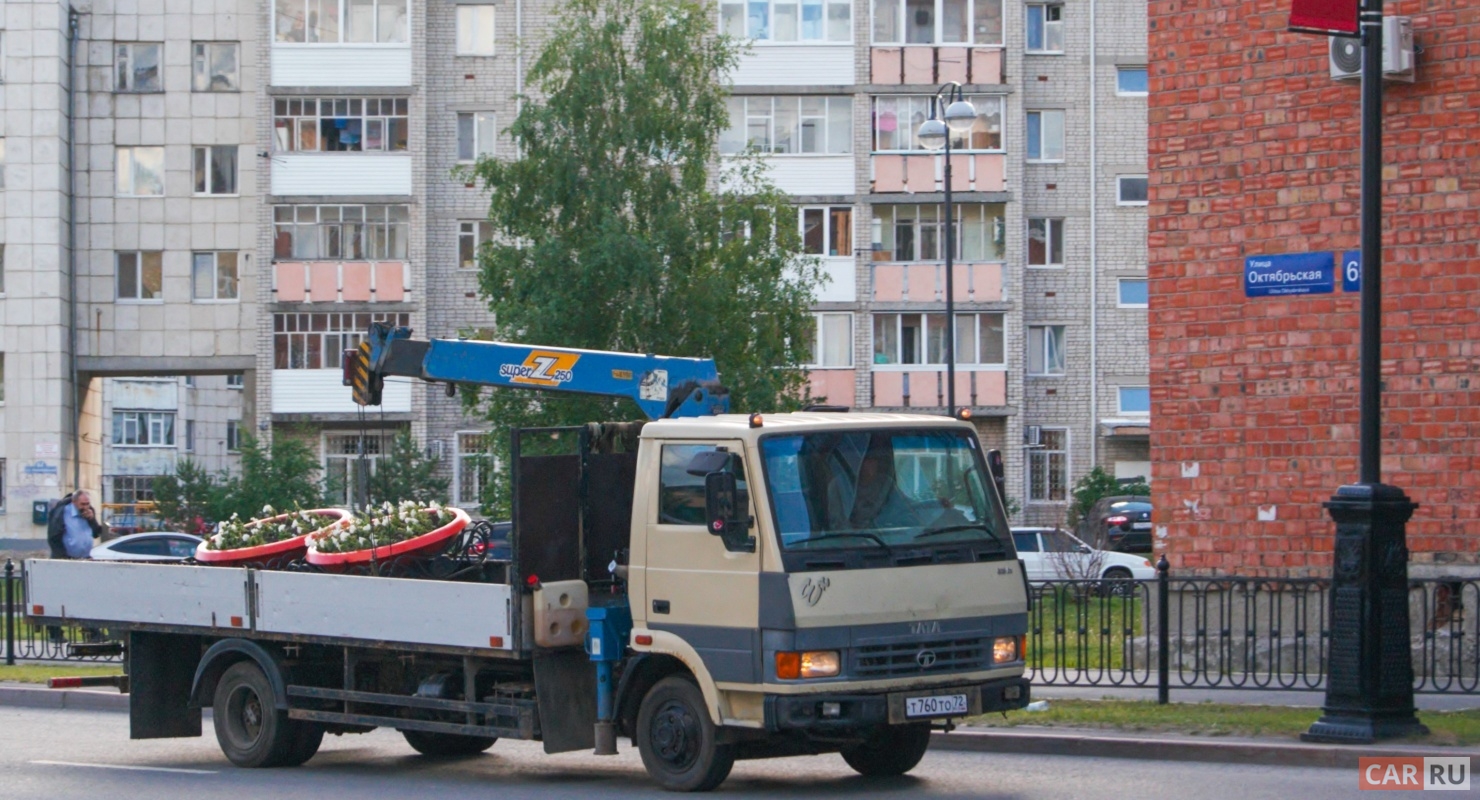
{"left": 905, "top": 694, "right": 968, "bottom": 718}
{"left": 1132, "top": 522, "right": 1152, "bottom": 530}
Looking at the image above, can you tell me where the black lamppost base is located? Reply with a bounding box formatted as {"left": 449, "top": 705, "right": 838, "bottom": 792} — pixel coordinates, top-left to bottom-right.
{"left": 1303, "top": 483, "right": 1425, "bottom": 744}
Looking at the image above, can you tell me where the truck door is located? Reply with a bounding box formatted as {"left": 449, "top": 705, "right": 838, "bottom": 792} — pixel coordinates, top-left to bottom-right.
{"left": 644, "top": 441, "right": 762, "bottom": 685}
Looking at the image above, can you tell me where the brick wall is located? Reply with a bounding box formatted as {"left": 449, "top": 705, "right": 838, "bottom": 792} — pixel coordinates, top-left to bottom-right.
{"left": 1148, "top": 0, "right": 1480, "bottom": 575}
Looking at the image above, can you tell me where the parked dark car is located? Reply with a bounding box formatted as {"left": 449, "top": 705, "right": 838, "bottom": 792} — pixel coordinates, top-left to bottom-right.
{"left": 1077, "top": 496, "right": 1153, "bottom": 554}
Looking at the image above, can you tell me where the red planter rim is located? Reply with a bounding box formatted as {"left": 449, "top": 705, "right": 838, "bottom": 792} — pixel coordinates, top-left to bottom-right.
{"left": 194, "top": 508, "right": 350, "bottom": 565}
{"left": 305, "top": 507, "right": 471, "bottom": 568}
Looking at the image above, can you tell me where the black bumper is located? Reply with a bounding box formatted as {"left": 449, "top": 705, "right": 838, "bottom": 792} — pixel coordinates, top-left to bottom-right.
{"left": 764, "top": 675, "right": 1031, "bottom": 734}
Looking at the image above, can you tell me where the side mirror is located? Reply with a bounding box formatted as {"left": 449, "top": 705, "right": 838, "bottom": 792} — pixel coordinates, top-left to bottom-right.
{"left": 704, "top": 472, "right": 754, "bottom": 553}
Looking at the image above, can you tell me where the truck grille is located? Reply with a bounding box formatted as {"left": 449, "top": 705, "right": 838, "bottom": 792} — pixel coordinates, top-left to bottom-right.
{"left": 853, "top": 636, "right": 991, "bottom": 677}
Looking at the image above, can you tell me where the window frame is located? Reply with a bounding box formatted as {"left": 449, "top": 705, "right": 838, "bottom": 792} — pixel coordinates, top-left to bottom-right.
{"left": 721, "top": 0, "right": 854, "bottom": 44}
{"left": 1026, "top": 217, "right": 1064, "bottom": 268}
{"left": 871, "top": 203, "right": 1007, "bottom": 263}
{"left": 321, "top": 431, "right": 393, "bottom": 505}
{"left": 115, "top": 42, "right": 164, "bottom": 92}
{"left": 456, "top": 111, "right": 498, "bottom": 162}
{"left": 459, "top": 220, "right": 494, "bottom": 269}
{"left": 116, "top": 146, "right": 167, "bottom": 197}
{"left": 272, "top": 204, "right": 412, "bottom": 261}
{"left": 193, "top": 145, "right": 239, "bottom": 196}
{"left": 869, "top": 0, "right": 1005, "bottom": 46}
{"left": 1117, "top": 386, "right": 1151, "bottom": 416}
{"left": 1117, "top": 175, "right": 1149, "bottom": 206}
{"left": 1116, "top": 65, "right": 1149, "bottom": 96}
{"left": 227, "top": 420, "right": 242, "bottom": 452}
{"left": 227, "top": 373, "right": 245, "bottom": 388}
{"left": 272, "top": 0, "right": 411, "bottom": 45}
{"left": 192, "top": 252, "right": 240, "bottom": 302}
{"left": 116, "top": 251, "right": 164, "bottom": 302}
{"left": 1026, "top": 426, "right": 1069, "bottom": 503}
{"left": 112, "top": 410, "right": 176, "bottom": 447}
{"left": 455, "top": 5, "right": 497, "bottom": 56}
{"left": 273, "top": 312, "right": 411, "bottom": 370}
{"left": 1025, "top": 110, "right": 1065, "bottom": 162}
{"left": 798, "top": 205, "right": 853, "bottom": 257}
{"left": 870, "top": 95, "right": 1003, "bottom": 153}
{"left": 272, "top": 97, "right": 411, "bottom": 154}
{"left": 1117, "top": 277, "right": 1149, "bottom": 308}
{"left": 453, "top": 431, "right": 494, "bottom": 508}
{"left": 722, "top": 96, "right": 853, "bottom": 156}
{"left": 806, "top": 312, "right": 854, "bottom": 368}
{"left": 1024, "top": 3, "right": 1064, "bottom": 54}
{"left": 871, "top": 311, "right": 1006, "bottom": 367}
{"left": 192, "top": 42, "right": 241, "bottom": 91}
{"left": 1026, "top": 324, "right": 1066, "bottom": 376}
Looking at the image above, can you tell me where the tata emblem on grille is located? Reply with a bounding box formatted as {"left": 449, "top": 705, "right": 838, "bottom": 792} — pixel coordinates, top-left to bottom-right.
{"left": 916, "top": 650, "right": 938, "bottom": 669}
{"left": 799, "top": 577, "right": 830, "bottom": 606}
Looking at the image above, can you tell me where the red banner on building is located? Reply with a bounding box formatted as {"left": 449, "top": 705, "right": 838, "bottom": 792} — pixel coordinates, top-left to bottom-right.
{"left": 1288, "top": 0, "right": 1359, "bottom": 36}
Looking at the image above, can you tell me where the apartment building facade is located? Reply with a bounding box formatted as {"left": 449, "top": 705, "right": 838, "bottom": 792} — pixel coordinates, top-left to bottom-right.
{"left": 0, "top": 0, "right": 1146, "bottom": 541}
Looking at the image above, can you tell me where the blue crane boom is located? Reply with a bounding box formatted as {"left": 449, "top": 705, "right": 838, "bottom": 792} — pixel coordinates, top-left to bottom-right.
{"left": 346, "top": 323, "right": 729, "bottom": 419}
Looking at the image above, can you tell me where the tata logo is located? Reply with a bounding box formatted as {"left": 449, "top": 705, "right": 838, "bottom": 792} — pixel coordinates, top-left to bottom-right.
{"left": 799, "top": 577, "right": 830, "bottom": 607}
{"left": 916, "top": 650, "right": 937, "bottom": 668}
{"left": 909, "top": 621, "right": 942, "bottom": 636}
{"left": 499, "top": 351, "right": 579, "bottom": 387}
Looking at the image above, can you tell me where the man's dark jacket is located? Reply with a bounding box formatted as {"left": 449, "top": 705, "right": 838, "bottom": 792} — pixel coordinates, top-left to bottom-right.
{"left": 47, "top": 493, "right": 105, "bottom": 559}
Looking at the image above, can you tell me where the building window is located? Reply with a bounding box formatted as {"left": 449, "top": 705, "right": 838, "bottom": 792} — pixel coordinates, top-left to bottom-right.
{"left": 459, "top": 221, "right": 494, "bottom": 269}
{"left": 274, "top": 0, "right": 410, "bottom": 44}
{"left": 113, "top": 411, "right": 176, "bottom": 447}
{"left": 1026, "top": 218, "right": 1064, "bottom": 267}
{"left": 324, "top": 432, "right": 392, "bottom": 506}
{"left": 721, "top": 97, "right": 852, "bottom": 155}
{"left": 806, "top": 313, "right": 853, "bottom": 367}
{"left": 1027, "top": 427, "right": 1068, "bottom": 502}
{"left": 184, "top": 420, "right": 195, "bottom": 452}
{"left": 872, "top": 312, "right": 1005, "bottom": 365}
{"left": 1025, "top": 4, "right": 1064, "bottom": 53}
{"left": 192, "top": 252, "right": 239, "bottom": 301}
{"left": 1116, "top": 66, "right": 1148, "bottom": 95}
{"left": 721, "top": 0, "right": 852, "bottom": 42}
{"left": 0, "top": 459, "right": 6, "bottom": 513}
{"left": 273, "top": 205, "right": 411, "bottom": 260}
{"left": 0, "top": 353, "right": 5, "bottom": 404}
{"left": 457, "top": 112, "right": 497, "bottom": 161}
{"left": 872, "top": 204, "right": 1006, "bottom": 262}
{"left": 0, "top": 137, "right": 5, "bottom": 188}
{"left": 274, "top": 312, "right": 411, "bottom": 369}
{"left": 1117, "top": 278, "right": 1148, "bottom": 307}
{"left": 456, "top": 6, "right": 496, "bottom": 55}
{"left": 116, "top": 147, "right": 166, "bottom": 196}
{"left": 226, "top": 420, "right": 241, "bottom": 452}
{"left": 1027, "top": 325, "right": 1065, "bottom": 375}
{"left": 193, "top": 146, "right": 239, "bottom": 195}
{"left": 454, "top": 432, "right": 493, "bottom": 507}
{"left": 872, "top": 96, "right": 1002, "bottom": 152}
{"left": 799, "top": 206, "right": 852, "bottom": 257}
{"left": 111, "top": 475, "right": 157, "bottom": 505}
{"left": 1025, "top": 110, "right": 1065, "bottom": 161}
{"left": 272, "top": 97, "right": 410, "bottom": 153}
{"left": 116, "top": 252, "right": 164, "bottom": 300}
{"left": 871, "top": 0, "right": 1003, "bottom": 45}
{"left": 1117, "top": 175, "right": 1149, "bottom": 205}
{"left": 1118, "top": 386, "right": 1150, "bottom": 415}
{"left": 0, "top": 31, "right": 5, "bottom": 83}
{"left": 0, "top": 244, "right": 6, "bottom": 294}
{"left": 115, "top": 43, "right": 163, "bottom": 92}
{"left": 227, "top": 373, "right": 245, "bottom": 388}
{"left": 192, "top": 42, "right": 240, "bottom": 91}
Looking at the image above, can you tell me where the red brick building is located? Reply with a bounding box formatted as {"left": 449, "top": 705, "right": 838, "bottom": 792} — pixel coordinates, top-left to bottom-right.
{"left": 1147, "top": 1, "right": 1480, "bottom": 575}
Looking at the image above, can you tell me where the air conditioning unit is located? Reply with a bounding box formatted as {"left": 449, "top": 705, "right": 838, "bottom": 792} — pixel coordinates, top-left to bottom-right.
{"left": 1330, "top": 17, "right": 1415, "bottom": 83}
{"left": 1025, "top": 425, "right": 1042, "bottom": 447}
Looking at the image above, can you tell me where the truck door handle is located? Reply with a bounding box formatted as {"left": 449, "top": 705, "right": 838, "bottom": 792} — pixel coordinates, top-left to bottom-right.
{"left": 652, "top": 599, "right": 670, "bottom": 615}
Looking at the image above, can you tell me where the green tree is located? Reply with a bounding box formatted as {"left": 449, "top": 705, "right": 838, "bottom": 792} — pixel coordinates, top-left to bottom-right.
{"left": 1067, "top": 466, "right": 1150, "bottom": 527}
{"left": 368, "top": 430, "right": 450, "bottom": 506}
{"left": 217, "top": 433, "right": 330, "bottom": 519}
{"left": 463, "top": 0, "right": 822, "bottom": 517}
{"left": 152, "top": 459, "right": 228, "bottom": 535}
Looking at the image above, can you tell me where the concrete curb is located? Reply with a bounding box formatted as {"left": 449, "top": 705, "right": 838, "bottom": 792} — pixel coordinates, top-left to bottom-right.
{"left": 0, "top": 683, "right": 128, "bottom": 712}
{"left": 931, "top": 728, "right": 1480, "bottom": 769}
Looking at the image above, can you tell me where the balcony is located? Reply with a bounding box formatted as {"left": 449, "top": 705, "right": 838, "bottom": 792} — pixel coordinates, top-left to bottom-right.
{"left": 271, "top": 45, "right": 412, "bottom": 87}
{"left": 270, "top": 153, "right": 413, "bottom": 196}
{"left": 273, "top": 261, "right": 410, "bottom": 304}
{"left": 273, "top": 369, "right": 412, "bottom": 414}
{"left": 807, "top": 369, "right": 856, "bottom": 407}
{"left": 871, "top": 368, "right": 1006, "bottom": 408}
{"left": 732, "top": 45, "right": 854, "bottom": 86}
{"left": 870, "top": 47, "right": 1002, "bottom": 85}
{"left": 872, "top": 262, "right": 1004, "bottom": 303}
{"left": 763, "top": 156, "right": 856, "bottom": 196}
{"left": 872, "top": 153, "right": 1005, "bottom": 194}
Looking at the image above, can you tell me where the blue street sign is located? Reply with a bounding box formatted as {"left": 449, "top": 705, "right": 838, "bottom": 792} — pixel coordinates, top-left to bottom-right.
{"left": 1244, "top": 252, "right": 1335, "bottom": 298}
{"left": 1341, "top": 250, "right": 1360, "bottom": 292}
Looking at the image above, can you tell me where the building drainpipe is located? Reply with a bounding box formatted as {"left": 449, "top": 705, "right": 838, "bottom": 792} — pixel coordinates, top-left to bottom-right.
{"left": 515, "top": 0, "right": 523, "bottom": 118}
{"left": 67, "top": 9, "right": 82, "bottom": 492}
{"left": 1087, "top": 0, "right": 1099, "bottom": 472}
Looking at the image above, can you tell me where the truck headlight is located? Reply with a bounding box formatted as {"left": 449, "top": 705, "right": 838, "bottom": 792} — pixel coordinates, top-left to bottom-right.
{"left": 776, "top": 650, "right": 841, "bottom": 679}
{"left": 992, "top": 636, "right": 1021, "bottom": 664}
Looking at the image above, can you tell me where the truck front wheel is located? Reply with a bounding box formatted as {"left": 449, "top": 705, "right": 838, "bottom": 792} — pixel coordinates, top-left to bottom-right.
{"left": 212, "top": 661, "right": 303, "bottom": 768}
{"left": 840, "top": 723, "right": 932, "bottom": 777}
{"left": 400, "top": 730, "right": 497, "bottom": 756}
{"left": 635, "top": 676, "right": 735, "bottom": 792}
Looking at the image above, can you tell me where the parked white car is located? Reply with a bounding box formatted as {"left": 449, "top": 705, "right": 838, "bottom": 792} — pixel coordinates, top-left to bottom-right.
{"left": 90, "top": 532, "right": 203, "bottom": 562}
{"left": 1011, "top": 527, "right": 1156, "bottom": 583}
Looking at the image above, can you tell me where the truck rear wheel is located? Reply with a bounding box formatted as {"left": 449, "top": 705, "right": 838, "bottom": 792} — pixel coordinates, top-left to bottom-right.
{"left": 212, "top": 660, "right": 302, "bottom": 768}
{"left": 840, "top": 723, "right": 932, "bottom": 777}
{"left": 636, "top": 676, "right": 735, "bottom": 792}
{"left": 400, "top": 730, "right": 497, "bottom": 756}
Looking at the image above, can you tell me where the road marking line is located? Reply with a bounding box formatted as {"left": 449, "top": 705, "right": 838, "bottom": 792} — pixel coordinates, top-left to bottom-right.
{"left": 30, "top": 760, "right": 217, "bottom": 775}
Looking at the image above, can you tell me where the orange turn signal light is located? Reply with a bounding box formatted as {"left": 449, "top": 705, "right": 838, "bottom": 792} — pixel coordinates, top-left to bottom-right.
{"left": 776, "top": 651, "right": 802, "bottom": 680}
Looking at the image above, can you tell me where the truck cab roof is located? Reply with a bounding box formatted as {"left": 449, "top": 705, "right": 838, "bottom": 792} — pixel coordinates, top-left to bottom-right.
{"left": 640, "top": 411, "right": 975, "bottom": 442}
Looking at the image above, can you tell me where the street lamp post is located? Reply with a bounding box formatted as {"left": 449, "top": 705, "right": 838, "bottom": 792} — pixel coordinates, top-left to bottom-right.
{"left": 918, "top": 84, "right": 977, "bottom": 415}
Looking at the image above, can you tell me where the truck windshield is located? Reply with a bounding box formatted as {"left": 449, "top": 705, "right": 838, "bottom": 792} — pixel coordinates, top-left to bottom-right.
{"left": 760, "top": 429, "right": 1008, "bottom": 553}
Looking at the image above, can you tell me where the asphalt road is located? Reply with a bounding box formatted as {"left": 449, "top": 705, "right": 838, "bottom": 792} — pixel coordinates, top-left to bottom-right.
{"left": 0, "top": 706, "right": 1365, "bottom": 799}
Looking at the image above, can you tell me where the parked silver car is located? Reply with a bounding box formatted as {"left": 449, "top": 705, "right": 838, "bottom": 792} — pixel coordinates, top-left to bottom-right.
{"left": 90, "top": 532, "right": 203, "bottom": 562}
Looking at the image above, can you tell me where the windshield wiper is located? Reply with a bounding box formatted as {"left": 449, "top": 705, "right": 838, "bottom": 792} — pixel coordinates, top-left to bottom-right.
{"left": 792, "top": 532, "right": 890, "bottom": 550}
{"left": 914, "top": 523, "right": 1006, "bottom": 548}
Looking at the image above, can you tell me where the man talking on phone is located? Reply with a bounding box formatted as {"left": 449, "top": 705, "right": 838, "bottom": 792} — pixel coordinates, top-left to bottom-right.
{"left": 48, "top": 490, "right": 108, "bottom": 560}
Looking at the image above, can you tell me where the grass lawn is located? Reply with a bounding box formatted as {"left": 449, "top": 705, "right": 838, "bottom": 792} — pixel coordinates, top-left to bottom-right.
{"left": 0, "top": 664, "right": 123, "bottom": 684}
{"left": 967, "top": 699, "right": 1480, "bottom": 747}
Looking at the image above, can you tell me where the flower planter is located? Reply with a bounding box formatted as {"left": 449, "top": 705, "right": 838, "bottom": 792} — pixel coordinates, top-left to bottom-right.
{"left": 306, "top": 507, "right": 471, "bottom": 570}
{"left": 195, "top": 508, "right": 351, "bottom": 567}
